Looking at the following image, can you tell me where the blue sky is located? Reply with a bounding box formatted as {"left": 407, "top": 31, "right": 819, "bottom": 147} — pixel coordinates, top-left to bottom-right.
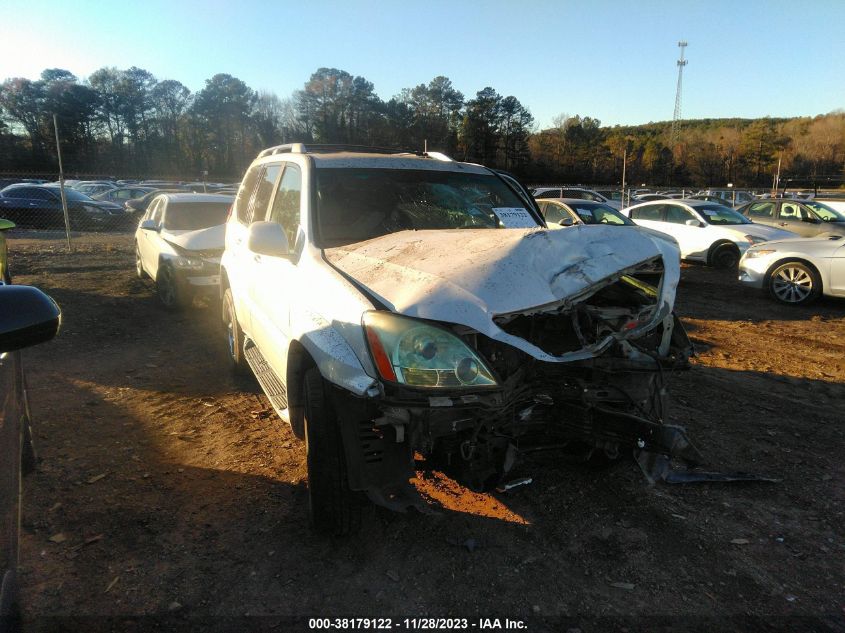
{"left": 3, "top": 0, "right": 844, "bottom": 129}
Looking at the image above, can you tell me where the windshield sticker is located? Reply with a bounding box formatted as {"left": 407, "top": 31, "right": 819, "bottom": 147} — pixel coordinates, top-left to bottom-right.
{"left": 492, "top": 207, "right": 537, "bottom": 228}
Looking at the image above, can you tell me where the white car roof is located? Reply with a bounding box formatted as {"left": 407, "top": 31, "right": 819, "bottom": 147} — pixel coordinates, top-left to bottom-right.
{"left": 310, "top": 152, "right": 491, "bottom": 174}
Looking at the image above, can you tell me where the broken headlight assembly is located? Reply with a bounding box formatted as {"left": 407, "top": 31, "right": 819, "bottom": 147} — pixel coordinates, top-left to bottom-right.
{"left": 363, "top": 311, "right": 497, "bottom": 388}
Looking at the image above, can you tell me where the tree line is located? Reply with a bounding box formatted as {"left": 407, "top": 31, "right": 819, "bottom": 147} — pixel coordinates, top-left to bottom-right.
{"left": 1, "top": 66, "right": 843, "bottom": 188}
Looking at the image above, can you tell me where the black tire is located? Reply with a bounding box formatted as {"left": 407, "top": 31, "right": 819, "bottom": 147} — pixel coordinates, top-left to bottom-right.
{"left": 710, "top": 243, "right": 740, "bottom": 269}
{"left": 135, "top": 243, "right": 147, "bottom": 279}
{"left": 222, "top": 288, "right": 249, "bottom": 375}
{"left": 303, "top": 367, "right": 362, "bottom": 536}
{"left": 155, "top": 263, "right": 187, "bottom": 310}
{"left": 767, "top": 260, "right": 821, "bottom": 306}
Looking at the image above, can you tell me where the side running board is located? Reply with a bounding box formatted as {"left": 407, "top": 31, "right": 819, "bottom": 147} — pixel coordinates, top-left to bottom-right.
{"left": 244, "top": 344, "right": 290, "bottom": 424}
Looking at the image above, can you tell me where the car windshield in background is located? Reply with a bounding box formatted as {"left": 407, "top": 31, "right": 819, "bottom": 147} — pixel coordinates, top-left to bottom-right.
{"left": 570, "top": 203, "right": 632, "bottom": 225}
{"left": 805, "top": 201, "right": 845, "bottom": 222}
{"left": 316, "top": 168, "right": 537, "bottom": 246}
{"left": 698, "top": 205, "right": 751, "bottom": 225}
{"left": 164, "top": 202, "right": 231, "bottom": 230}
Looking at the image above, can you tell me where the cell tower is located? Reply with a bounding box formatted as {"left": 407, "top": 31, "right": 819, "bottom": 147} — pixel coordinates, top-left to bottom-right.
{"left": 670, "top": 40, "right": 688, "bottom": 146}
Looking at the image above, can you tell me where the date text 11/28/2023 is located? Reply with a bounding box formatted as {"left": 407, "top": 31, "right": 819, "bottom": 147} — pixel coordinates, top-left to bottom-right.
{"left": 308, "top": 618, "right": 528, "bottom": 630}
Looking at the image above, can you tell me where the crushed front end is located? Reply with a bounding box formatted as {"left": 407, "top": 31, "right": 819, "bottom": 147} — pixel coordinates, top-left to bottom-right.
{"left": 333, "top": 256, "right": 700, "bottom": 507}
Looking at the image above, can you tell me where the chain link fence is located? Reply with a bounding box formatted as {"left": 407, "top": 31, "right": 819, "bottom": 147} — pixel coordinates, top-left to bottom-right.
{"left": 0, "top": 171, "right": 239, "bottom": 242}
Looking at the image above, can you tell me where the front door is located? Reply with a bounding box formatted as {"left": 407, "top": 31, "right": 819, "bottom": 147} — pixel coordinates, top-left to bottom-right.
{"left": 249, "top": 162, "right": 303, "bottom": 384}
{"left": 776, "top": 202, "right": 821, "bottom": 237}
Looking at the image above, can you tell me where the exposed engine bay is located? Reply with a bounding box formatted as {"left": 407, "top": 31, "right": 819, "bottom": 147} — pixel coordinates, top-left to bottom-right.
{"left": 331, "top": 256, "right": 771, "bottom": 511}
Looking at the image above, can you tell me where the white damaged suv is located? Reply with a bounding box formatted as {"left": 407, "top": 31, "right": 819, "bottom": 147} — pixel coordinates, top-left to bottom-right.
{"left": 221, "top": 144, "right": 694, "bottom": 534}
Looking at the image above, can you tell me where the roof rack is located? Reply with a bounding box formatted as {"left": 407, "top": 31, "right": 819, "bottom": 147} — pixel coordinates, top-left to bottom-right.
{"left": 257, "top": 143, "right": 419, "bottom": 159}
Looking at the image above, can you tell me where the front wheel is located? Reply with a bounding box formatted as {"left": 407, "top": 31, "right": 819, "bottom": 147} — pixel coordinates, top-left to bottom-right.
{"left": 303, "top": 367, "right": 362, "bottom": 536}
{"left": 767, "top": 261, "right": 821, "bottom": 305}
{"left": 222, "top": 288, "right": 249, "bottom": 375}
{"left": 710, "top": 243, "right": 740, "bottom": 269}
{"left": 135, "top": 243, "right": 147, "bottom": 279}
{"left": 156, "top": 264, "right": 188, "bottom": 310}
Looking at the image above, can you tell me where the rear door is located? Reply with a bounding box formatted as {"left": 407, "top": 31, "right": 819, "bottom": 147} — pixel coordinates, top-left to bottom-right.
{"left": 743, "top": 201, "right": 778, "bottom": 229}
{"left": 629, "top": 203, "right": 667, "bottom": 234}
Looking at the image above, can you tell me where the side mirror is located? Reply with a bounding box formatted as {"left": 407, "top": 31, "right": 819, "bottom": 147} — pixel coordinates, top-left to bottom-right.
{"left": 140, "top": 219, "right": 159, "bottom": 231}
{"left": 685, "top": 219, "right": 702, "bottom": 227}
{"left": 248, "top": 221, "right": 290, "bottom": 258}
{"left": 559, "top": 217, "right": 575, "bottom": 227}
{"left": 0, "top": 285, "right": 61, "bottom": 352}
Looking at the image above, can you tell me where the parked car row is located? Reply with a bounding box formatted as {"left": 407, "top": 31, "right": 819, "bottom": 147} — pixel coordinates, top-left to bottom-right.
{"left": 531, "top": 188, "right": 845, "bottom": 306}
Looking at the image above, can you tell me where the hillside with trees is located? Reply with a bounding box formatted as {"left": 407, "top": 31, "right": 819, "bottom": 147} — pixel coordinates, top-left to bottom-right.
{"left": 1, "top": 66, "right": 843, "bottom": 188}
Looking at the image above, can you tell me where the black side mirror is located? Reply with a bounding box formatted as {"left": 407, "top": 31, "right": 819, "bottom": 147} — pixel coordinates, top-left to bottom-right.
{"left": 0, "top": 285, "right": 61, "bottom": 352}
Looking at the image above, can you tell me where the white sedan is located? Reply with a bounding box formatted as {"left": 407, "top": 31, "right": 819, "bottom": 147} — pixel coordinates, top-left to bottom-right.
{"left": 622, "top": 199, "right": 796, "bottom": 268}
{"left": 135, "top": 193, "right": 234, "bottom": 309}
{"left": 739, "top": 234, "right": 845, "bottom": 305}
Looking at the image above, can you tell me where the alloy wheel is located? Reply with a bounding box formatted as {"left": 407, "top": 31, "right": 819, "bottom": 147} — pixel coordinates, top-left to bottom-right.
{"left": 771, "top": 265, "right": 813, "bottom": 303}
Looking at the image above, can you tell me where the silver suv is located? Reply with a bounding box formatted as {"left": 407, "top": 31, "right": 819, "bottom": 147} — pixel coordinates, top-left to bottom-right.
{"left": 220, "top": 144, "right": 693, "bottom": 535}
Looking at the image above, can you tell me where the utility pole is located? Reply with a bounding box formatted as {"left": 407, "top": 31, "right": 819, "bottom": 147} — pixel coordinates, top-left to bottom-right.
{"left": 671, "top": 41, "right": 688, "bottom": 147}
{"left": 53, "top": 114, "right": 71, "bottom": 250}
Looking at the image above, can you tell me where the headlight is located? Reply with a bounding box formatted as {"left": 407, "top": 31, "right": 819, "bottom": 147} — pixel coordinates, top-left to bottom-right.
{"left": 363, "top": 311, "right": 497, "bottom": 388}
{"left": 173, "top": 256, "right": 204, "bottom": 269}
{"left": 744, "top": 234, "right": 769, "bottom": 245}
{"left": 83, "top": 204, "right": 107, "bottom": 215}
{"left": 743, "top": 249, "right": 775, "bottom": 259}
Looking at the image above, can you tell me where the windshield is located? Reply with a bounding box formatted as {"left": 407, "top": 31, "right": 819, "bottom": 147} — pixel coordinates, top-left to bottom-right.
{"left": 569, "top": 202, "right": 632, "bottom": 225}
{"left": 164, "top": 201, "right": 231, "bottom": 230}
{"left": 804, "top": 201, "right": 845, "bottom": 222}
{"left": 698, "top": 205, "right": 751, "bottom": 225}
{"left": 316, "top": 168, "right": 538, "bottom": 246}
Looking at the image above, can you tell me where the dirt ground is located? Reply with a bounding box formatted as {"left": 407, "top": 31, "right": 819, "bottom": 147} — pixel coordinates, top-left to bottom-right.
{"left": 6, "top": 232, "right": 845, "bottom": 632}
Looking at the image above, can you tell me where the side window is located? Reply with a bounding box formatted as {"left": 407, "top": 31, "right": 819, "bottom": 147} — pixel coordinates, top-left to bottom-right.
{"left": 780, "top": 202, "right": 801, "bottom": 219}
{"left": 746, "top": 202, "right": 774, "bottom": 218}
{"left": 249, "top": 163, "right": 283, "bottom": 223}
{"left": 798, "top": 205, "right": 816, "bottom": 221}
{"left": 665, "top": 205, "right": 694, "bottom": 224}
{"left": 269, "top": 163, "right": 302, "bottom": 246}
{"left": 535, "top": 189, "right": 561, "bottom": 199}
{"left": 632, "top": 204, "right": 663, "bottom": 221}
{"left": 542, "top": 202, "right": 566, "bottom": 224}
{"left": 234, "top": 164, "right": 263, "bottom": 224}
{"left": 150, "top": 200, "right": 164, "bottom": 224}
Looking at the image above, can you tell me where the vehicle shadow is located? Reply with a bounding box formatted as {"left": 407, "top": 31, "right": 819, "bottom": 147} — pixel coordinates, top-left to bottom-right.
{"left": 676, "top": 265, "right": 845, "bottom": 323}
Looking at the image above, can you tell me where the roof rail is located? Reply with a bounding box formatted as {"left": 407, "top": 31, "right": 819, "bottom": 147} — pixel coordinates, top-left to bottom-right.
{"left": 256, "top": 143, "right": 442, "bottom": 159}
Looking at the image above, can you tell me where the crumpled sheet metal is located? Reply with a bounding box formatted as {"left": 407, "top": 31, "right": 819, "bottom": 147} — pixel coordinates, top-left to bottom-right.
{"left": 635, "top": 425, "right": 780, "bottom": 485}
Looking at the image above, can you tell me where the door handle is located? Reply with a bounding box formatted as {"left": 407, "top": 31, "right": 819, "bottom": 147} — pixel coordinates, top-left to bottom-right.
{"left": 778, "top": 222, "right": 787, "bottom": 226}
